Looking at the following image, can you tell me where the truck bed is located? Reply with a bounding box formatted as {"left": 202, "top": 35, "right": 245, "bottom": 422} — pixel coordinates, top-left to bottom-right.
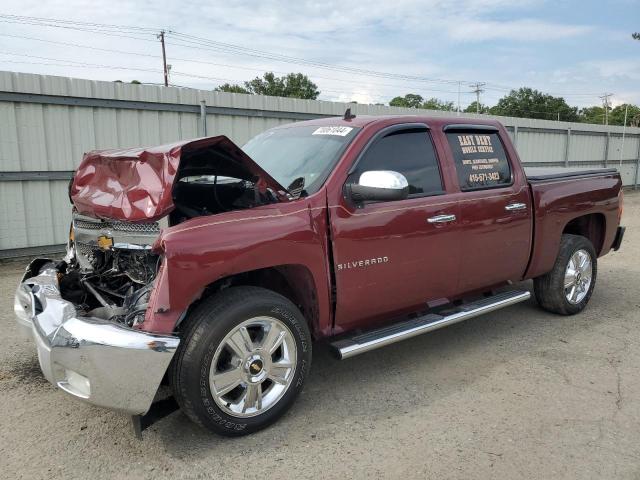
{"left": 525, "top": 166, "right": 618, "bottom": 183}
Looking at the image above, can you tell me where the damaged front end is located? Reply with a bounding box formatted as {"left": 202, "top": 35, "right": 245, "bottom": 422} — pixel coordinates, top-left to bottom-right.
{"left": 14, "top": 135, "right": 289, "bottom": 421}
{"left": 63, "top": 213, "right": 163, "bottom": 328}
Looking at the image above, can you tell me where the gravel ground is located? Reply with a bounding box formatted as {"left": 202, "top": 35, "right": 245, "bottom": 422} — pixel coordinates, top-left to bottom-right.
{"left": 1, "top": 192, "right": 639, "bottom": 480}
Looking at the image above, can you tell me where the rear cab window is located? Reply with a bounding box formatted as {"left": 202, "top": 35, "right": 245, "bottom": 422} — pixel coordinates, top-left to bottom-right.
{"left": 349, "top": 128, "right": 444, "bottom": 199}
{"left": 445, "top": 130, "right": 512, "bottom": 190}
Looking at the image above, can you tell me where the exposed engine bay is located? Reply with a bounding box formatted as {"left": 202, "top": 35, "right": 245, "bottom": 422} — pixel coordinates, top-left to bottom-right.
{"left": 62, "top": 178, "right": 282, "bottom": 327}
{"left": 59, "top": 214, "right": 162, "bottom": 327}
{"left": 168, "top": 141, "right": 284, "bottom": 223}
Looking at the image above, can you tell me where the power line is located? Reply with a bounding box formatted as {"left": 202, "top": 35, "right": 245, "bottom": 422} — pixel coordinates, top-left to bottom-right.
{"left": 0, "top": 52, "right": 392, "bottom": 101}
{"left": 0, "top": 32, "right": 473, "bottom": 96}
{"left": 0, "top": 15, "right": 476, "bottom": 88}
{"left": 0, "top": 14, "right": 615, "bottom": 102}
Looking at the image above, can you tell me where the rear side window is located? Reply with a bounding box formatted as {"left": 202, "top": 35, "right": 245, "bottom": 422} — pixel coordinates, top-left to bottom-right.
{"left": 350, "top": 129, "right": 443, "bottom": 196}
{"left": 446, "top": 132, "right": 511, "bottom": 190}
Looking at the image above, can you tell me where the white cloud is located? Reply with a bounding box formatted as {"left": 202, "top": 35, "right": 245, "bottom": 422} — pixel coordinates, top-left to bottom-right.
{"left": 582, "top": 59, "right": 640, "bottom": 81}
{"left": 444, "top": 18, "right": 592, "bottom": 42}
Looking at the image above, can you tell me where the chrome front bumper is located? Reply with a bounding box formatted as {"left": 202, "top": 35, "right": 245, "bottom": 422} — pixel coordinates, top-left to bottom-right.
{"left": 14, "top": 259, "right": 180, "bottom": 415}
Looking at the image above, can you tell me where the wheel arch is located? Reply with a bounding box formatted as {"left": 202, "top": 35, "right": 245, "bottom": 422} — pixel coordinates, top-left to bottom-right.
{"left": 180, "top": 264, "right": 321, "bottom": 337}
{"left": 562, "top": 213, "right": 606, "bottom": 255}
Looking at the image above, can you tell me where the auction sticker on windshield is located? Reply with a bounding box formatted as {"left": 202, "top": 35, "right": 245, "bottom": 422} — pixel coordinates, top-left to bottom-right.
{"left": 312, "top": 126, "right": 354, "bottom": 136}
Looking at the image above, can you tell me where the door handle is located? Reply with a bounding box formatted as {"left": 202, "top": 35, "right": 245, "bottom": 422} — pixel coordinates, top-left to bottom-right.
{"left": 427, "top": 214, "right": 456, "bottom": 224}
{"left": 505, "top": 203, "right": 527, "bottom": 212}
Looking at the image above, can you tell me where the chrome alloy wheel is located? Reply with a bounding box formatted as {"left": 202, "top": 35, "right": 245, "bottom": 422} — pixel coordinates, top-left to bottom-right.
{"left": 564, "top": 249, "right": 593, "bottom": 304}
{"left": 209, "top": 316, "right": 297, "bottom": 418}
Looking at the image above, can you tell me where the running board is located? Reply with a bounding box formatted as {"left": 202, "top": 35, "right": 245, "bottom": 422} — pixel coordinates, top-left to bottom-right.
{"left": 330, "top": 290, "right": 531, "bottom": 360}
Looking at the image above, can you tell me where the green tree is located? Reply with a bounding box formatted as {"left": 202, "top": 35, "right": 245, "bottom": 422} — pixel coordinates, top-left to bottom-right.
{"left": 610, "top": 104, "right": 640, "bottom": 126}
{"left": 389, "top": 93, "right": 424, "bottom": 108}
{"left": 489, "top": 87, "right": 579, "bottom": 121}
{"left": 244, "top": 72, "right": 319, "bottom": 99}
{"left": 215, "top": 72, "right": 319, "bottom": 99}
{"left": 633, "top": 32, "right": 640, "bottom": 40}
{"left": 130, "top": 80, "right": 141, "bottom": 84}
{"left": 579, "top": 106, "right": 605, "bottom": 124}
{"left": 422, "top": 97, "right": 456, "bottom": 111}
{"left": 215, "top": 83, "right": 250, "bottom": 94}
{"left": 463, "top": 101, "right": 490, "bottom": 114}
{"left": 389, "top": 94, "right": 455, "bottom": 111}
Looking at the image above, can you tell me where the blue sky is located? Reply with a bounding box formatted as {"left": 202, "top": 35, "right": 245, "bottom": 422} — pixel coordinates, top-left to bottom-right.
{"left": 0, "top": 0, "right": 638, "bottom": 108}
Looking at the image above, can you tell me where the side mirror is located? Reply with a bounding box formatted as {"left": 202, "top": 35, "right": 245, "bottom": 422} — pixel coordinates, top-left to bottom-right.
{"left": 347, "top": 170, "right": 409, "bottom": 203}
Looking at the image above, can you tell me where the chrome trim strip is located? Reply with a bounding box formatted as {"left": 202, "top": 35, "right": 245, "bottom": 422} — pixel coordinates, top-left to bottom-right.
{"left": 334, "top": 291, "right": 531, "bottom": 360}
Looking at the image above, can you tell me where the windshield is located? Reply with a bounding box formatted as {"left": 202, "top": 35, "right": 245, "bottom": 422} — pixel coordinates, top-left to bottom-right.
{"left": 243, "top": 124, "right": 360, "bottom": 196}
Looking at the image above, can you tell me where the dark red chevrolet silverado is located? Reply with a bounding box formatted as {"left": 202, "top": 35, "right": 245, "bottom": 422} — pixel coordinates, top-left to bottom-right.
{"left": 14, "top": 114, "right": 625, "bottom": 437}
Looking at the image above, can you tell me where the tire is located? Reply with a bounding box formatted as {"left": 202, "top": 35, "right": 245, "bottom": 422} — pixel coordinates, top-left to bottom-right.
{"left": 171, "top": 286, "right": 312, "bottom": 436}
{"left": 534, "top": 234, "right": 597, "bottom": 315}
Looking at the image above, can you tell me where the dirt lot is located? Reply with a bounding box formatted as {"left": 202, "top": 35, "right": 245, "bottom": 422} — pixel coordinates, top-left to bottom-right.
{"left": 1, "top": 192, "right": 639, "bottom": 480}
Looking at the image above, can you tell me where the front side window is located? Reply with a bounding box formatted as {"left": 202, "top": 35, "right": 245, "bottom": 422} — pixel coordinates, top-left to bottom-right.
{"left": 446, "top": 131, "right": 511, "bottom": 190}
{"left": 349, "top": 129, "right": 443, "bottom": 197}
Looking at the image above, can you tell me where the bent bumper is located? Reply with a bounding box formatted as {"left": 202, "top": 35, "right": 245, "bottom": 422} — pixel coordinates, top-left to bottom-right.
{"left": 14, "top": 259, "right": 180, "bottom": 415}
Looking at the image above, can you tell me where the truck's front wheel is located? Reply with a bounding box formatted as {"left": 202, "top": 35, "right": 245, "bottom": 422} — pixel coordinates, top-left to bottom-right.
{"left": 171, "top": 286, "right": 312, "bottom": 436}
{"left": 534, "top": 234, "right": 597, "bottom": 315}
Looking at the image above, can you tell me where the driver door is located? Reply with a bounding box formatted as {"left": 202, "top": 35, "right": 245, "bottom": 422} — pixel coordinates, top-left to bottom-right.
{"left": 329, "top": 125, "right": 461, "bottom": 332}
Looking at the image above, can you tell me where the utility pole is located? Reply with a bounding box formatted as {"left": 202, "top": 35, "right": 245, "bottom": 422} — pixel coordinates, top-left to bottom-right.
{"left": 457, "top": 81, "right": 461, "bottom": 116}
{"left": 158, "top": 30, "right": 168, "bottom": 87}
{"left": 471, "top": 82, "right": 486, "bottom": 114}
{"left": 599, "top": 93, "right": 613, "bottom": 125}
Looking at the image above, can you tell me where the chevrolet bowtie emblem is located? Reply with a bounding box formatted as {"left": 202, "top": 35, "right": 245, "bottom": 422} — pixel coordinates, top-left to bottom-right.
{"left": 97, "top": 235, "right": 114, "bottom": 250}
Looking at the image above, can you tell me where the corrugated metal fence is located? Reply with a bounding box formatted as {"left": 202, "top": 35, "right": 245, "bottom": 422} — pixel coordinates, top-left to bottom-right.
{"left": 1, "top": 71, "right": 639, "bottom": 257}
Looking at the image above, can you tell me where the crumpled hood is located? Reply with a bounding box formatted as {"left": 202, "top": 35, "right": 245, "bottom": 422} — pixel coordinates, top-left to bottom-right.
{"left": 70, "top": 136, "right": 288, "bottom": 222}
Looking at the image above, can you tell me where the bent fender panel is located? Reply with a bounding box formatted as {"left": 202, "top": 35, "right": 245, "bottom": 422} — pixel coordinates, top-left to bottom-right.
{"left": 140, "top": 198, "right": 332, "bottom": 335}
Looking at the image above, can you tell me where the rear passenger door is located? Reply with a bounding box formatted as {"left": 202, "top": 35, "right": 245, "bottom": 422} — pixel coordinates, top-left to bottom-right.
{"left": 444, "top": 126, "right": 532, "bottom": 293}
{"left": 330, "top": 125, "right": 461, "bottom": 332}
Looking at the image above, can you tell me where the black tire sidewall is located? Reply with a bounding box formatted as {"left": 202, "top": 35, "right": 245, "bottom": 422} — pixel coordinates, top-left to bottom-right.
{"left": 174, "top": 288, "right": 312, "bottom": 436}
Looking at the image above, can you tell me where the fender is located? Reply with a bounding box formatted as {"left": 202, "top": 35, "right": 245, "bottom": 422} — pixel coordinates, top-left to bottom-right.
{"left": 524, "top": 174, "right": 621, "bottom": 279}
{"left": 139, "top": 194, "right": 333, "bottom": 335}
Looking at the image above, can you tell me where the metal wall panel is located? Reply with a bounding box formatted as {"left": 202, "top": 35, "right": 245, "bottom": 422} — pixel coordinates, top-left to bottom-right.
{"left": 608, "top": 134, "right": 640, "bottom": 162}
{"left": 568, "top": 133, "right": 607, "bottom": 164}
{"left": 1, "top": 70, "right": 640, "bottom": 254}
{"left": 516, "top": 130, "right": 567, "bottom": 163}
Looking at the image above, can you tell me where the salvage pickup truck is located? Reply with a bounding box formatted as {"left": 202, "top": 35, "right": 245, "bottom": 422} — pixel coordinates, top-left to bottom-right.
{"left": 14, "top": 113, "right": 625, "bottom": 437}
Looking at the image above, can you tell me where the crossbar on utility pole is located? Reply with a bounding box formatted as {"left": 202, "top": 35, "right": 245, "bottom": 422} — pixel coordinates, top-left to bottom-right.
{"left": 158, "top": 30, "right": 168, "bottom": 87}
{"left": 471, "top": 82, "right": 485, "bottom": 114}
{"left": 599, "top": 93, "right": 613, "bottom": 125}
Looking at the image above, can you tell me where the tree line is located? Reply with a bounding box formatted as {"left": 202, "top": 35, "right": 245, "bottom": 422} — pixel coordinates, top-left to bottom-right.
{"left": 216, "top": 72, "right": 640, "bottom": 127}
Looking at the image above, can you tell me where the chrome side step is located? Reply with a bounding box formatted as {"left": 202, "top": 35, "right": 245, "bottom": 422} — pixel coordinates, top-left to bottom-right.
{"left": 330, "top": 290, "right": 531, "bottom": 360}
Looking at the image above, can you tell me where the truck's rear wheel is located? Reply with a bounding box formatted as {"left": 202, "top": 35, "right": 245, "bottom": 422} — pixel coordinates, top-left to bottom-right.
{"left": 534, "top": 234, "right": 597, "bottom": 315}
{"left": 171, "top": 286, "right": 312, "bottom": 436}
